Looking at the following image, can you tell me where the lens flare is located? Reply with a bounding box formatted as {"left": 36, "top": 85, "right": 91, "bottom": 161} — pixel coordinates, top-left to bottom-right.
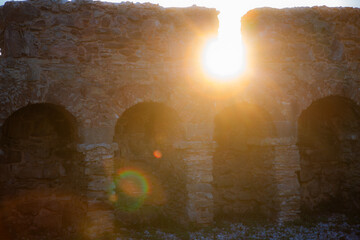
{"left": 153, "top": 150, "right": 162, "bottom": 159}
{"left": 202, "top": 36, "right": 245, "bottom": 81}
{"left": 109, "top": 168, "right": 150, "bottom": 211}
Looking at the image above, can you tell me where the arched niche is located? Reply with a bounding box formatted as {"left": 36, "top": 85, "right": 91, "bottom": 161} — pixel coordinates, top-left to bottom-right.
{"left": 298, "top": 96, "right": 360, "bottom": 216}
{"left": 0, "top": 103, "right": 86, "bottom": 239}
{"left": 113, "top": 102, "right": 186, "bottom": 226}
{"left": 213, "top": 103, "right": 278, "bottom": 221}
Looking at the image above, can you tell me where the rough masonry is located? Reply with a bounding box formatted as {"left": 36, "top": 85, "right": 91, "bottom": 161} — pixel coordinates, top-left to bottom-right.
{"left": 0, "top": 0, "right": 359, "bottom": 239}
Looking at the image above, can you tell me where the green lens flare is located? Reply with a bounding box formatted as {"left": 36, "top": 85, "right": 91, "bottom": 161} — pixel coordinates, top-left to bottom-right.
{"left": 108, "top": 168, "right": 150, "bottom": 211}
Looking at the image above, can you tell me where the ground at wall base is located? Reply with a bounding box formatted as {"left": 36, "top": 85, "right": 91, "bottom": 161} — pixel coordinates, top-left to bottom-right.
{"left": 106, "top": 213, "right": 360, "bottom": 240}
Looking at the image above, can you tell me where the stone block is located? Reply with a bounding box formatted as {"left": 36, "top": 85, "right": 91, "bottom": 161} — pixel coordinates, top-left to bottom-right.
{"left": 88, "top": 176, "right": 110, "bottom": 191}
{"left": 79, "top": 127, "right": 114, "bottom": 144}
{"left": 3, "top": 2, "right": 40, "bottom": 23}
{"left": 187, "top": 183, "right": 212, "bottom": 193}
{"left": 200, "top": 173, "right": 213, "bottom": 183}
{"left": 87, "top": 190, "right": 108, "bottom": 201}
{"left": 195, "top": 192, "right": 213, "bottom": 200}
{"left": 85, "top": 210, "right": 114, "bottom": 236}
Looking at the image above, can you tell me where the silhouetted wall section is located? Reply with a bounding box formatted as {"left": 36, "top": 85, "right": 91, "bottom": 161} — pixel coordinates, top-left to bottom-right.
{"left": 0, "top": 103, "right": 86, "bottom": 239}
{"left": 298, "top": 96, "right": 360, "bottom": 215}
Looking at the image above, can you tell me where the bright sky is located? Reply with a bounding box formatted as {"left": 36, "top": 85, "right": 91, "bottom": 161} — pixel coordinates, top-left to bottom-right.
{"left": 1, "top": 0, "right": 359, "bottom": 79}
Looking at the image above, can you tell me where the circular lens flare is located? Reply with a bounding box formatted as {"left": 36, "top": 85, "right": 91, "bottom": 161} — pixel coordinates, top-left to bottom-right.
{"left": 119, "top": 177, "right": 144, "bottom": 197}
{"left": 202, "top": 37, "right": 245, "bottom": 81}
{"left": 153, "top": 150, "right": 162, "bottom": 159}
{"left": 109, "top": 168, "right": 150, "bottom": 211}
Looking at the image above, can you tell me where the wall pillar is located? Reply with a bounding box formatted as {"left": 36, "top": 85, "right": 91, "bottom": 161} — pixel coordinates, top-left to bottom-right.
{"left": 272, "top": 138, "right": 301, "bottom": 222}
{"left": 176, "top": 140, "right": 216, "bottom": 224}
{"left": 77, "top": 142, "right": 117, "bottom": 238}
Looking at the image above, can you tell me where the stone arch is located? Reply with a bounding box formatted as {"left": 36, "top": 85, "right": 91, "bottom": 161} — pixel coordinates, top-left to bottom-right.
{"left": 213, "top": 102, "right": 278, "bottom": 221}
{"left": 112, "top": 102, "right": 187, "bottom": 226}
{"left": 0, "top": 103, "right": 86, "bottom": 239}
{"left": 297, "top": 96, "right": 360, "bottom": 216}
{"left": 293, "top": 89, "right": 360, "bottom": 123}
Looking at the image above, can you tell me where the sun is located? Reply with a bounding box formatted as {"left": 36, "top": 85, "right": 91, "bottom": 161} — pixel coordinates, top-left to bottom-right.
{"left": 199, "top": 5, "right": 248, "bottom": 82}
{"left": 202, "top": 37, "right": 245, "bottom": 81}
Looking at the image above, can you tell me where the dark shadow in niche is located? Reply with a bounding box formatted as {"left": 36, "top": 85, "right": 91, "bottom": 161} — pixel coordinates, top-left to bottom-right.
{"left": 0, "top": 103, "right": 86, "bottom": 240}
{"left": 113, "top": 102, "right": 187, "bottom": 228}
{"left": 298, "top": 96, "right": 360, "bottom": 219}
{"left": 213, "top": 103, "right": 278, "bottom": 222}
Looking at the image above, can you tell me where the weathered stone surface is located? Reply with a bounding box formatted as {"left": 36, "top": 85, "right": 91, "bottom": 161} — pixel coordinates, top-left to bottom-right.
{"left": 213, "top": 103, "right": 278, "bottom": 221}
{"left": 1, "top": 1, "right": 360, "bottom": 239}
{"left": 241, "top": 7, "right": 360, "bottom": 221}
{"left": 2, "top": 24, "right": 39, "bottom": 57}
{"left": 297, "top": 96, "right": 360, "bottom": 215}
{"left": 187, "top": 183, "right": 212, "bottom": 193}
{"left": 113, "top": 102, "right": 188, "bottom": 226}
{"left": 0, "top": 104, "right": 87, "bottom": 239}
{"left": 3, "top": 2, "right": 40, "bottom": 23}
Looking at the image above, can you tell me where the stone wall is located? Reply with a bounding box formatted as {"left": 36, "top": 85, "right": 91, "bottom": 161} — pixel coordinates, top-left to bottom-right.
{"left": 298, "top": 96, "right": 360, "bottom": 215}
{"left": 242, "top": 6, "right": 360, "bottom": 221}
{"left": 0, "top": 0, "right": 218, "bottom": 238}
{"left": 213, "top": 103, "right": 278, "bottom": 221}
{"left": 113, "top": 102, "right": 187, "bottom": 226}
{"left": 0, "top": 103, "right": 86, "bottom": 239}
{"left": 0, "top": 1, "right": 360, "bottom": 238}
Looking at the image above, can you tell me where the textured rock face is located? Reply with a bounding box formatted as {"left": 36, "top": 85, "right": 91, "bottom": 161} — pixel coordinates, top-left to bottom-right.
{"left": 0, "top": 103, "right": 86, "bottom": 239}
{"left": 1, "top": 1, "right": 360, "bottom": 238}
{"left": 242, "top": 6, "right": 360, "bottom": 221}
{"left": 0, "top": 0, "right": 218, "bottom": 238}
{"left": 113, "top": 102, "right": 187, "bottom": 226}
{"left": 213, "top": 103, "right": 278, "bottom": 220}
{"left": 298, "top": 96, "right": 360, "bottom": 215}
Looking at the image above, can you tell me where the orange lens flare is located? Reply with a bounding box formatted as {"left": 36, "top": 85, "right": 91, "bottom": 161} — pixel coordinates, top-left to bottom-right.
{"left": 153, "top": 150, "right": 162, "bottom": 159}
